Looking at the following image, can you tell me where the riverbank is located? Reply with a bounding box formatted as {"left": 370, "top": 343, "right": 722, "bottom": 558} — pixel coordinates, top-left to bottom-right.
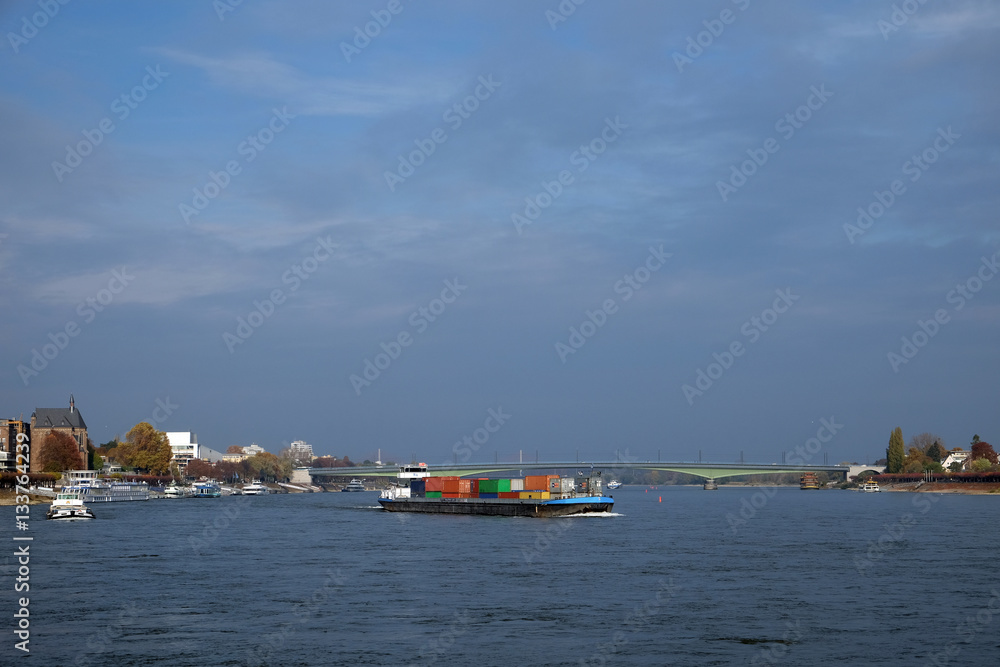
{"left": 0, "top": 488, "right": 50, "bottom": 505}
{"left": 880, "top": 482, "right": 1000, "bottom": 495}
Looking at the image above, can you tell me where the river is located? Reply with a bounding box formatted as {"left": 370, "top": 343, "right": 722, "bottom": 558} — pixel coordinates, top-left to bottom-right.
{"left": 5, "top": 486, "right": 999, "bottom": 665}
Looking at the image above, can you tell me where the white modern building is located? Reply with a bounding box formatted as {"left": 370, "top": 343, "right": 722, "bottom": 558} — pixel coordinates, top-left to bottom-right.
{"left": 166, "top": 432, "right": 224, "bottom": 469}
{"left": 289, "top": 440, "right": 314, "bottom": 462}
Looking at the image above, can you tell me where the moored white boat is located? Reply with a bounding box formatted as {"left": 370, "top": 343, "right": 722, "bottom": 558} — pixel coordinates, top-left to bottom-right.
{"left": 62, "top": 470, "right": 149, "bottom": 502}
{"left": 243, "top": 481, "right": 269, "bottom": 495}
{"left": 46, "top": 491, "right": 95, "bottom": 520}
{"left": 859, "top": 480, "right": 881, "bottom": 492}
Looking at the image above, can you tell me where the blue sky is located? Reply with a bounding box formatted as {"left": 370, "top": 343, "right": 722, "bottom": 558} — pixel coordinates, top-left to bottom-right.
{"left": 2, "top": 0, "right": 997, "bottom": 465}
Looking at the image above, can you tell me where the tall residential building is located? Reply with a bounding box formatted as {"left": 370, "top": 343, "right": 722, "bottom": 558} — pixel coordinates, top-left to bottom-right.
{"left": 166, "top": 432, "right": 224, "bottom": 469}
{"left": 289, "top": 440, "right": 314, "bottom": 463}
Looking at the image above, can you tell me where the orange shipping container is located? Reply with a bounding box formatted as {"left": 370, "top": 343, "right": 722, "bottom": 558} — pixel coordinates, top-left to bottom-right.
{"left": 525, "top": 475, "right": 548, "bottom": 491}
{"left": 458, "top": 479, "right": 472, "bottom": 493}
{"left": 442, "top": 492, "right": 461, "bottom": 498}
{"left": 442, "top": 479, "right": 461, "bottom": 493}
{"left": 425, "top": 477, "right": 445, "bottom": 492}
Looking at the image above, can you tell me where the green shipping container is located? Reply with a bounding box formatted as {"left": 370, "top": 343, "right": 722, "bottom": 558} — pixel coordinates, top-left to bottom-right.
{"left": 425, "top": 491, "right": 443, "bottom": 498}
{"left": 478, "top": 479, "right": 513, "bottom": 493}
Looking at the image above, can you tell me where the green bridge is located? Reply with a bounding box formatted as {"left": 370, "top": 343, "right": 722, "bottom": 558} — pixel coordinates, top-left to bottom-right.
{"left": 309, "top": 461, "right": 852, "bottom": 482}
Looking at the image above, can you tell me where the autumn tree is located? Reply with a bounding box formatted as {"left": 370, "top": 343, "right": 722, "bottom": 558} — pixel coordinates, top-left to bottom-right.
{"left": 226, "top": 445, "right": 244, "bottom": 454}
{"left": 971, "top": 441, "right": 998, "bottom": 466}
{"left": 118, "top": 422, "right": 173, "bottom": 474}
{"left": 185, "top": 459, "right": 215, "bottom": 479}
{"left": 38, "top": 430, "right": 83, "bottom": 473}
{"left": 886, "top": 427, "right": 905, "bottom": 473}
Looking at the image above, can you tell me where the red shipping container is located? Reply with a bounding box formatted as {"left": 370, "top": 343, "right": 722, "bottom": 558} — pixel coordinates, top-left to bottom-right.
{"left": 499, "top": 492, "right": 520, "bottom": 499}
{"left": 425, "top": 477, "right": 445, "bottom": 492}
{"left": 458, "top": 479, "right": 472, "bottom": 493}
{"left": 442, "top": 492, "right": 461, "bottom": 498}
{"left": 442, "top": 479, "right": 461, "bottom": 493}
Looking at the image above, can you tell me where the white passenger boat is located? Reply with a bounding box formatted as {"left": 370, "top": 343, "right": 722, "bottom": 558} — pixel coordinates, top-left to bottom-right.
{"left": 62, "top": 470, "right": 149, "bottom": 502}
{"left": 342, "top": 479, "right": 366, "bottom": 492}
{"left": 242, "top": 481, "right": 269, "bottom": 495}
{"left": 46, "top": 491, "right": 95, "bottom": 520}
{"left": 859, "top": 480, "right": 881, "bottom": 493}
{"left": 607, "top": 480, "right": 622, "bottom": 490}
{"left": 164, "top": 482, "right": 189, "bottom": 498}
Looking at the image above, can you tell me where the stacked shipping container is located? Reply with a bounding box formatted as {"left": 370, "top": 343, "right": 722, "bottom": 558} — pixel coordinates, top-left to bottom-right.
{"left": 409, "top": 474, "right": 574, "bottom": 501}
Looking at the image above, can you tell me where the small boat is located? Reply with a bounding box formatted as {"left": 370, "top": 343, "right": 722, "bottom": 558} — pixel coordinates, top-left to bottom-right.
{"left": 243, "top": 481, "right": 269, "bottom": 495}
{"left": 859, "top": 480, "right": 881, "bottom": 493}
{"left": 193, "top": 482, "right": 222, "bottom": 498}
{"left": 46, "top": 491, "right": 95, "bottom": 520}
{"left": 703, "top": 478, "right": 718, "bottom": 490}
{"left": 164, "top": 482, "right": 188, "bottom": 498}
{"left": 607, "top": 480, "right": 622, "bottom": 490}
{"left": 342, "top": 479, "right": 366, "bottom": 492}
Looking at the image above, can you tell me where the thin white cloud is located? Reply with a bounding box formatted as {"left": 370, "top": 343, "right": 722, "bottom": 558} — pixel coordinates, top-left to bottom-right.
{"left": 156, "top": 49, "right": 455, "bottom": 116}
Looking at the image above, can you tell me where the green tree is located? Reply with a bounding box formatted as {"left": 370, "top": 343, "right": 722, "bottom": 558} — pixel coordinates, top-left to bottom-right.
{"left": 38, "top": 430, "right": 84, "bottom": 473}
{"left": 118, "top": 422, "right": 173, "bottom": 474}
{"left": 886, "top": 427, "right": 905, "bottom": 473}
{"left": 926, "top": 441, "right": 946, "bottom": 463}
{"left": 970, "top": 458, "right": 993, "bottom": 472}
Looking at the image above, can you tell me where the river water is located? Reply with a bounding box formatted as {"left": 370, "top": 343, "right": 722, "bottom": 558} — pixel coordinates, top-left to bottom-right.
{"left": 5, "top": 486, "right": 999, "bottom": 666}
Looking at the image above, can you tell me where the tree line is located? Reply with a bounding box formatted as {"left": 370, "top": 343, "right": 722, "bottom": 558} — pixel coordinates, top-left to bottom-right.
{"left": 885, "top": 428, "right": 996, "bottom": 474}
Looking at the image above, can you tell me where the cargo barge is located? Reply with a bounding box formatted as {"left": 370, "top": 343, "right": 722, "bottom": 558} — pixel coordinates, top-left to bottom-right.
{"left": 378, "top": 465, "right": 614, "bottom": 517}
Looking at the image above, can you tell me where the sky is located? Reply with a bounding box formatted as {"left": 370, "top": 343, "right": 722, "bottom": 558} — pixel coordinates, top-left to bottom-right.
{"left": 1, "top": 0, "right": 998, "bottom": 466}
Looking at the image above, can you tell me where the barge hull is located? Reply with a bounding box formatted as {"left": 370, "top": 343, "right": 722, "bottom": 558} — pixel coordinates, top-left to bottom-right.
{"left": 378, "top": 496, "right": 613, "bottom": 517}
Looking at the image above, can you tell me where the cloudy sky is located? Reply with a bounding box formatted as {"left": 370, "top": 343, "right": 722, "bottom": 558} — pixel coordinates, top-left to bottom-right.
{"left": 2, "top": 0, "right": 997, "bottom": 466}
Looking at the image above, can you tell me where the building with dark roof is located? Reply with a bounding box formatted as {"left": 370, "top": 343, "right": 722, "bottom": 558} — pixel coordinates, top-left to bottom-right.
{"left": 30, "top": 395, "right": 89, "bottom": 472}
